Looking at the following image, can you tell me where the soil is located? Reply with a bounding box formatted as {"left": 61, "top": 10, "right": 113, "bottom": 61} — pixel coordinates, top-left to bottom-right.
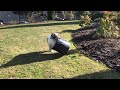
{"left": 72, "top": 26, "right": 120, "bottom": 71}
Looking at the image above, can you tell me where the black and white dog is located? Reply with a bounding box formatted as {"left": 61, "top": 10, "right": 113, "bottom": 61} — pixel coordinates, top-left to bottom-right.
{"left": 47, "top": 33, "right": 59, "bottom": 52}
{"left": 47, "top": 33, "right": 70, "bottom": 54}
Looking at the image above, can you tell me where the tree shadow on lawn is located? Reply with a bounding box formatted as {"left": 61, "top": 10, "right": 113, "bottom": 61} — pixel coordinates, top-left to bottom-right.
{"left": 60, "top": 29, "right": 77, "bottom": 34}
{"left": 0, "top": 49, "right": 78, "bottom": 68}
{"left": 0, "top": 21, "right": 79, "bottom": 29}
{"left": 60, "top": 26, "right": 97, "bottom": 34}
{"left": 70, "top": 70, "right": 120, "bottom": 79}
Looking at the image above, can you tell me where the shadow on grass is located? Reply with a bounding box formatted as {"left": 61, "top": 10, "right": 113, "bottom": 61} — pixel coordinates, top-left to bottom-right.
{"left": 60, "top": 29, "right": 77, "bottom": 34}
{"left": 60, "top": 26, "right": 97, "bottom": 34}
{"left": 0, "top": 49, "right": 78, "bottom": 68}
{"left": 0, "top": 21, "right": 79, "bottom": 29}
{"left": 70, "top": 70, "right": 120, "bottom": 79}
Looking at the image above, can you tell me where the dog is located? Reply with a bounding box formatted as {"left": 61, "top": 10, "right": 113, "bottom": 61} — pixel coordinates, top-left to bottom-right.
{"left": 47, "top": 33, "right": 60, "bottom": 52}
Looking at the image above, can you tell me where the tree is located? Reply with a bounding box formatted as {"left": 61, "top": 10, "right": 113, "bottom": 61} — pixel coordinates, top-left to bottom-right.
{"left": 13, "top": 11, "right": 31, "bottom": 23}
{"left": 47, "top": 11, "right": 53, "bottom": 20}
{"left": 61, "top": 11, "right": 65, "bottom": 19}
{"left": 65, "top": 11, "right": 74, "bottom": 20}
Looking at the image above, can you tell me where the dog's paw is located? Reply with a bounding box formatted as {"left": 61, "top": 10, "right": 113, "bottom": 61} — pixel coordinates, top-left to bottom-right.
{"left": 51, "top": 50, "right": 55, "bottom": 53}
{"left": 48, "top": 49, "right": 53, "bottom": 53}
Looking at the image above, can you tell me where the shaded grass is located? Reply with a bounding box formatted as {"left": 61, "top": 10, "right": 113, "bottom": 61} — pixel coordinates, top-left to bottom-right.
{"left": 71, "top": 70, "right": 120, "bottom": 79}
{"left": 0, "top": 49, "right": 78, "bottom": 68}
{"left": 0, "top": 20, "right": 120, "bottom": 79}
{"left": 0, "top": 20, "right": 79, "bottom": 30}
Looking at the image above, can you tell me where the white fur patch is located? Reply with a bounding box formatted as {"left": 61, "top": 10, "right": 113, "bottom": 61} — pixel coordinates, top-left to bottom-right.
{"left": 47, "top": 35, "right": 56, "bottom": 51}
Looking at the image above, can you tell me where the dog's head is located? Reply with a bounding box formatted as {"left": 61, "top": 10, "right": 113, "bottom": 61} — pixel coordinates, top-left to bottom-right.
{"left": 51, "top": 33, "right": 59, "bottom": 39}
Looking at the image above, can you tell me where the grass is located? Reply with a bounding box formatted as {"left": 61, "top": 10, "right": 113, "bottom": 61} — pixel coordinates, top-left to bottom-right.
{"left": 0, "top": 20, "right": 120, "bottom": 79}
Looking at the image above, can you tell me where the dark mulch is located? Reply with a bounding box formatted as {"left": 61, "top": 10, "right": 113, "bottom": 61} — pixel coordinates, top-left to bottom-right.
{"left": 72, "top": 26, "right": 120, "bottom": 71}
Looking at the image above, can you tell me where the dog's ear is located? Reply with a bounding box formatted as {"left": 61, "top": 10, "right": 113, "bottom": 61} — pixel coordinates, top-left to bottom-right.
{"left": 51, "top": 33, "right": 55, "bottom": 38}
{"left": 51, "top": 33, "right": 59, "bottom": 39}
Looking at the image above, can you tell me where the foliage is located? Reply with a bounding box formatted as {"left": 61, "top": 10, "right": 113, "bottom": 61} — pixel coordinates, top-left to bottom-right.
{"left": 13, "top": 11, "right": 45, "bottom": 22}
{"left": 112, "top": 11, "right": 120, "bottom": 26}
{"left": 79, "top": 14, "right": 92, "bottom": 27}
{"left": 96, "top": 13, "right": 119, "bottom": 38}
{"left": 91, "top": 12, "right": 104, "bottom": 21}
{"left": 13, "top": 11, "right": 32, "bottom": 18}
{"left": 82, "top": 11, "right": 91, "bottom": 16}
{"left": 74, "top": 11, "right": 84, "bottom": 19}
{"left": 116, "top": 14, "right": 120, "bottom": 25}
{"left": 47, "top": 11, "right": 53, "bottom": 20}
{"left": 13, "top": 11, "right": 34, "bottom": 22}
{"left": 64, "top": 11, "right": 75, "bottom": 20}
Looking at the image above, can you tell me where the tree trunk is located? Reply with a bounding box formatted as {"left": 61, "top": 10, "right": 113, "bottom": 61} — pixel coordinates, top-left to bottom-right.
{"left": 61, "top": 11, "right": 65, "bottom": 19}
{"left": 47, "top": 11, "right": 53, "bottom": 20}
{"left": 52, "top": 11, "right": 56, "bottom": 20}
{"left": 31, "top": 11, "right": 35, "bottom": 22}
{"left": 18, "top": 14, "right": 20, "bottom": 23}
{"left": 70, "top": 11, "right": 73, "bottom": 20}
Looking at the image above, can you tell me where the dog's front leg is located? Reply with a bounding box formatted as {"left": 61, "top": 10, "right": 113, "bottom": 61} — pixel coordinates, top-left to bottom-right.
{"left": 48, "top": 46, "right": 53, "bottom": 52}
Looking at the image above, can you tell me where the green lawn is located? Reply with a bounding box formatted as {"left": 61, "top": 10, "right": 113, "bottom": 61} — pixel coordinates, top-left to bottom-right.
{"left": 0, "top": 20, "right": 120, "bottom": 79}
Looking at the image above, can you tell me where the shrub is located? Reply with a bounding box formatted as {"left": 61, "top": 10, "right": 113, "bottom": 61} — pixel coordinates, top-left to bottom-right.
{"left": 114, "top": 13, "right": 120, "bottom": 26}
{"left": 95, "top": 14, "right": 119, "bottom": 38}
{"left": 91, "top": 12, "right": 104, "bottom": 21}
{"left": 79, "top": 11, "right": 92, "bottom": 27}
{"left": 79, "top": 15, "right": 92, "bottom": 27}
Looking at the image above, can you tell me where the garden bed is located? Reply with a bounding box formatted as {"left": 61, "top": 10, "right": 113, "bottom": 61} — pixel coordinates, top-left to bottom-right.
{"left": 72, "top": 27, "right": 120, "bottom": 71}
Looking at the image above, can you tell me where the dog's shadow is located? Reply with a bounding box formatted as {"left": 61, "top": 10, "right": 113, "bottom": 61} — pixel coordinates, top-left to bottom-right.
{"left": 0, "top": 49, "right": 78, "bottom": 68}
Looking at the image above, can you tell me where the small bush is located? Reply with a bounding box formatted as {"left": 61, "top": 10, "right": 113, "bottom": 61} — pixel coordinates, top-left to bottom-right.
{"left": 95, "top": 14, "right": 120, "bottom": 38}
{"left": 79, "top": 15, "right": 92, "bottom": 27}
